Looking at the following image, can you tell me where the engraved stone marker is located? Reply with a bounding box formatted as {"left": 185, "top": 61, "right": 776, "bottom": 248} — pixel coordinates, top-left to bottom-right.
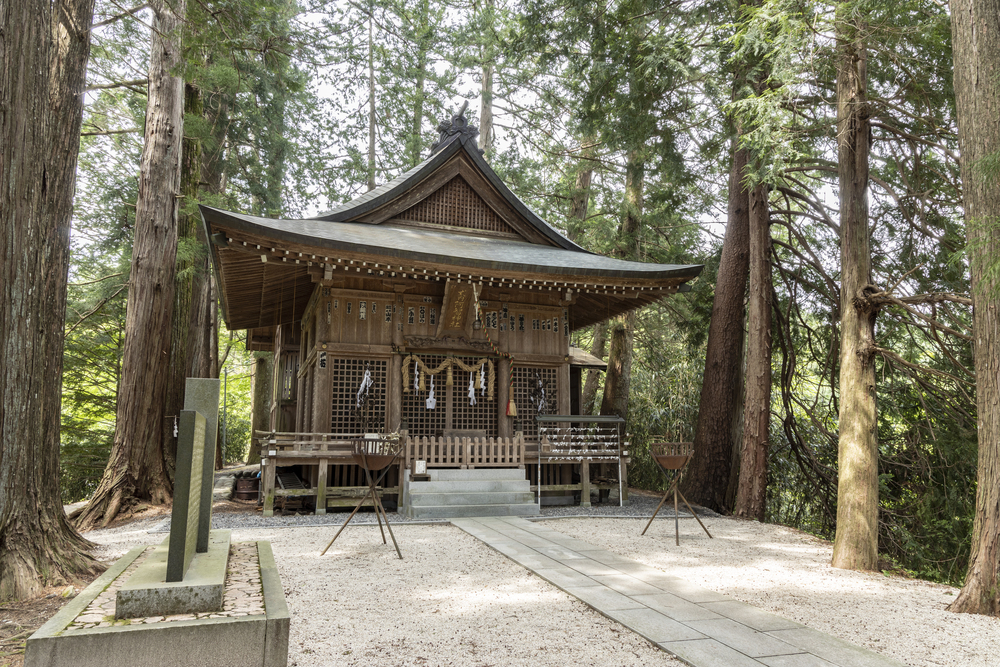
{"left": 166, "top": 409, "right": 205, "bottom": 582}
{"left": 184, "top": 377, "right": 220, "bottom": 553}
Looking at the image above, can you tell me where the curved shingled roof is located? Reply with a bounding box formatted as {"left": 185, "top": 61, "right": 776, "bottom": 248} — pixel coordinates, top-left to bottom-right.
{"left": 199, "top": 127, "right": 703, "bottom": 331}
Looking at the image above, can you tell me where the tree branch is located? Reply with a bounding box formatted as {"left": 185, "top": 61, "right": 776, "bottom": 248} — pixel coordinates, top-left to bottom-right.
{"left": 91, "top": 3, "right": 149, "bottom": 29}
{"left": 86, "top": 78, "right": 148, "bottom": 92}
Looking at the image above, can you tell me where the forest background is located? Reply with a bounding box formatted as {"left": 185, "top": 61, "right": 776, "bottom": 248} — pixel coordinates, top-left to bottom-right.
{"left": 8, "top": 0, "right": 996, "bottom": 603}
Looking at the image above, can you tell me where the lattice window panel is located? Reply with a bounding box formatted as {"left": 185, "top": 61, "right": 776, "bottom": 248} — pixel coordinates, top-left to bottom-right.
{"left": 402, "top": 355, "right": 448, "bottom": 437}
{"left": 398, "top": 176, "right": 516, "bottom": 235}
{"left": 277, "top": 351, "right": 299, "bottom": 402}
{"left": 512, "top": 366, "right": 558, "bottom": 441}
{"left": 450, "top": 357, "right": 498, "bottom": 436}
{"left": 330, "top": 358, "right": 387, "bottom": 435}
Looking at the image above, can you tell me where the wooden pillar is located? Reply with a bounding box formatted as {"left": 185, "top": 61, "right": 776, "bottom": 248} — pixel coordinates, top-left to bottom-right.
{"left": 262, "top": 456, "right": 277, "bottom": 517}
{"left": 620, "top": 421, "right": 629, "bottom": 503}
{"left": 390, "top": 291, "right": 405, "bottom": 432}
{"left": 316, "top": 457, "right": 328, "bottom": 515}
{"left": 313, "top": 351, "right": 331, "bottom": 433}
{"left": 580, "top": 457, "right": 591, "bottom": 508}
{"left": 558, "top": 360, "right": 571, "bottom": 415}
{"left": 498, "top": 299, "right": 512, "bottom": 440}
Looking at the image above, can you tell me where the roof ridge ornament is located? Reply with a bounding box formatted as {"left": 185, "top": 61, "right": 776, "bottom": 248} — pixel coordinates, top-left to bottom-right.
{"left": 430, "top": 101, "right": 482, "bottom": 156}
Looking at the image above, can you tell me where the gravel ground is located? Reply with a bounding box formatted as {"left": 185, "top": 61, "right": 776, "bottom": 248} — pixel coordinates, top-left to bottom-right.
{"left": 140, "top": 493, "right": 692, "bottom": 533}
{"left": 81, "top": 501, "right": 999, "bottom": 667}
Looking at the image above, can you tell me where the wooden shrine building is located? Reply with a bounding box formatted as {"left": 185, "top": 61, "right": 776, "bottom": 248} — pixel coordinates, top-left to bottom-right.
{"left": 200, "top": 109, "right": 703, "bottom": 517}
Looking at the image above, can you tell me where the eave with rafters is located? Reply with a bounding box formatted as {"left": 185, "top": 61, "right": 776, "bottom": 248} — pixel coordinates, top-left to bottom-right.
{"left": 200, "top": 126, "right": 702, "bottom": 339}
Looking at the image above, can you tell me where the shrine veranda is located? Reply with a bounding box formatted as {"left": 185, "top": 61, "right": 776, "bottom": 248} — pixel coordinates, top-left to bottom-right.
{"left": 200, "top": 111, "right": 703, "bottom": 516}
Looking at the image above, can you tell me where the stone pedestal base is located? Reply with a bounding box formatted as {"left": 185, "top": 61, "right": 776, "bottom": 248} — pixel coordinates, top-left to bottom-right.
{"left": 25, "top": 541, "right": 289, "bottom": 667}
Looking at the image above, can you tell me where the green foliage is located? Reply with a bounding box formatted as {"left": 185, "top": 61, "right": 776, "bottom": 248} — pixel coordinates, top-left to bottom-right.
{"left": 60, "top": 0, "right": 981, "bottom": 591}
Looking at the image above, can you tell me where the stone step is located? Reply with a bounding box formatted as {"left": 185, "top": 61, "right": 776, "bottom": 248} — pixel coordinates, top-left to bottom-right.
{"left": 428, "top": 468, "right": 527, "bottom": 482}
{"left": 406, "top": 503, "right": 540, "bottom": 519}
{"left": 409, "top": 480, "right": 532, "bottom": 493}
{"left": 408, "top": 491, "right": 536, "bottom": 507}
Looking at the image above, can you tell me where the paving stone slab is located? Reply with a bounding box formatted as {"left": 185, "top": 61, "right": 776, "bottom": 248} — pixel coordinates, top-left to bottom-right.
{"left": 563, "top": 586, "right": 647, "bottom": 611}
{"left": 531, "top": 567, "right": 599, "bottom": 589}
{"left": 655, "top": 578, "right": 734, "bottom": 603}
{"left": 700, "top": 601, "right": 804, "bottom": 631}
{"left": 766, "top": 628, "right": 908, "bottom": 667}
{"left": 589, "top": 573, "right": 666, "bottom": 596}
{"left": 605, "top": 607, "right": 706, "bottom": 643}
{"left": 660, "top": 638, "right": 774, "bottom": 667}
{"left": 631, "top": 593, "right": 725, "bottom": 622}
{"left": 575, "top": 549, "right": 642, "bottom": 567}
{"left": 510, "top": 554, "right": 564, "bottom": 570}
{"left": 759, "top": 653, "right": 841, "bottom": 667}
{"left": 684, "top": 618, "right": 802, "bottom": 658}
{"left": 562, "top": 558, "right": 623, "bottom": 577}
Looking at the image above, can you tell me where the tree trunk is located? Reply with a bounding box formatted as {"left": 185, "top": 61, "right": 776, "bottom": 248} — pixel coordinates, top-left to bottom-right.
{"left": 247, "top": 353, "right": 274, "bottom": 466}
{"left": 947, "top": 0, "right": 1000, "bottom": 616}
{"left": 831, "top": 13, "right": 879, "bottom": 571}
{"left": 367, "top": 9, "right": 376, "bottom": 192}
{"left": 565, "top": 137, "right": 602, "bottom": 414}
{"left": 599, "top": 150, "right": 643, "bottom": 419}
{"left": 567, "top": 138, "right": 595, "bottom": 243}
{"left": 479, "top": 63, "right": 494, "bottom": 158}
{"left": 0, "top": 0, "right": 102, "bottom": 600}
{"left": 163, "top": 83, "right": 204, "bottom": 482}
{"left": 682, "top": 145, "right": 751, "bottom": 512}
{"left": 478, "top": 0, "right": 495, "bottom": 160}
{"left": 582, "top": 323, "right": 607, "bottom": 415}
{"left": 76, "top": 0, "right": 187, "bottom": 530}
{"left": 600, "top": 314, "right": 636, "bottom": 418}
{"left": 188, "top": 97, "right": 228, "bottom": 382}
{"left": 409, "top": 0, "right": 430, "bottom": 167}
{"left": 734, "top": 182, "right": 772, "bottom": 521}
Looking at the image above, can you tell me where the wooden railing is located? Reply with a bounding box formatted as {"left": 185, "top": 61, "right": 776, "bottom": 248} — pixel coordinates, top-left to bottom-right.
{"left": 256, "top": 431, "right": 362, "bottom": 457}
{"left": 404, "top": 434, "right": 525, "bottom": 469}
{"left": 254, "top": 431, "right": 402, "bottom": 517}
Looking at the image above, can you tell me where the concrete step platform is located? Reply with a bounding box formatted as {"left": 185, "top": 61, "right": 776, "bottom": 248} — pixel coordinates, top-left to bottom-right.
{"left": 409, "top": 491, "right": 536, "bottom": 507}
{"left": 428, "top": 468, "right": 527, "bottom": 481}
{"left": 406, "top": 503, "right": 540, "bottom": 519}
{"left": 410, "top": 480, "right": 532, "bottom": 493}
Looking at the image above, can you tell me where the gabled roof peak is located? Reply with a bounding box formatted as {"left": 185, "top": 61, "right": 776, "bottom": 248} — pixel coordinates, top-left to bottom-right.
{"left": 430, "top": 101, "right": 482, "bottom": 156}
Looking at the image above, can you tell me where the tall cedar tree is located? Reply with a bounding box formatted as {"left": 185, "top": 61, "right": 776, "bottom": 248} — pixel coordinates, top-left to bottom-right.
{"left": 683, "top": 144, "right": 750, "bottom": 512}
{"left": 734, "top": 180, "right": 771, "bottom": 520}
{"left": 732, "top": 0, "right": 775, "bottom": 521}
{"left": 948, "top": 0, "right": 1000, "bottom": 615}
{"left": 0, "top": 0, "right": 102, "bottom": 599}
{"left": 163, "top": 83, "right": 205, "bottom": 478}
{"left": 832, "top": 9, "right": 879, "bottom": 571}
{"left": 600, "top": 151, "right": 644, "bottom": 418}
{"left": 77, "top": 0, "right": 187, "bottom": 529}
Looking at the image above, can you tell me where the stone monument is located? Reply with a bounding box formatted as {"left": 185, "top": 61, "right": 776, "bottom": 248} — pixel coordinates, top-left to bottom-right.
{"left": 26, "top": 379, "right": 289, "bottom": 667}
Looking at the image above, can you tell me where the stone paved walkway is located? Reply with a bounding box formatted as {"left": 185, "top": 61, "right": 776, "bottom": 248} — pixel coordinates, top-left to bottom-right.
{"left": 452, "top": 516, "right": 907, "bottom": 667}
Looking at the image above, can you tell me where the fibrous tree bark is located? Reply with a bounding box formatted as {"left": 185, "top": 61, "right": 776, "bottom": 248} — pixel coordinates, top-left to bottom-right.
{"left": 247, "top": 352, "right": 274, "bottom": 467}
{"left": 0, "top": 0, "right": 102, "bottom": 600}
{"left": 831, "top": 11, "right": 880, "bottom": 571}
{"left": 408, "top": 0, "right": 431, "bottom": 167}
{"left": 76, "top": 0, "right": 187, "bottom": 530}
{"left": 582, "top": 323, "right": 607, "bottom": 415}
{"left": 734, "top": 182, "right": 772, "bottom": 521}
{"left": 947, "top": 0, "right": 1000, "bottom": 616}
{"left": 366, "top": 4, "right": 376, "bottom": 192}
{"left": 565, "top": 141, "right": 605, "bottom": 415}
{"left": 599, "top": 150, "right": 643, "bottom": 418}
{"left": 163, "top": 83, "right": 204, "bottom": 481}
{"left": 682, "top": 145, "right": 751, "bottom": 512}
